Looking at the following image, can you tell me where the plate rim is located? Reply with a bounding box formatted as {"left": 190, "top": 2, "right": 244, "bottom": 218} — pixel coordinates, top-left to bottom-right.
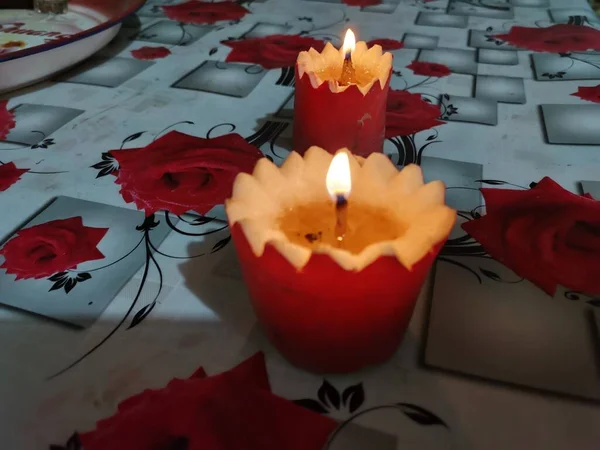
{"left": 0, "top": 0, "right": 146, "bottom": 63}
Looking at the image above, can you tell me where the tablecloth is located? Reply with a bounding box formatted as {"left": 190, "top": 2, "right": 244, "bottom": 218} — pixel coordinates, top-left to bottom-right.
{"left": 1, "top": 0, "right": 600, "bottom": 448}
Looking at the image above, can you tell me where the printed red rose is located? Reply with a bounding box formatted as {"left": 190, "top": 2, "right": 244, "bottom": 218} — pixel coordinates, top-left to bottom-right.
{"left": 131, "top": 46, "right": 171, "bottom": 60}
{"left": 0, "top": 100, "right": 16, "bottom": 140}
{"left": 0, "top": 162, "right": 28, "bottom": 192}
{"left": 110, "top": 131, "right": 263, "bottom": 216}
{"left": 0, "top": 217, "right": 108, "bottom": 280}
{"left": 79, "top": 353, "right": 335, "bottom": 450}
{"left": 462, "top": 177, "right": 600, "bottom": 296}
{"left": 571, "top": 84, "right": 600, "bottom": 103}
{"left": 366, "top": 38, "right": 404, "bottom": 51}
{"left": 343, "top": 0, "right": 381, "bottom": 6}
{"left": 224, "top": 34, "right": 325, "bottom": 69}
{"left": 407, "top": 60, "right": 451, "bottom": 77}
{"left": 494, "top": 24, "right": 600, "bottom": 53}
{"left": 385, "top": 90, "right": 444, "bottom": 138}
{"left": 162, "top": 0, "right": 249, "bottom": 25}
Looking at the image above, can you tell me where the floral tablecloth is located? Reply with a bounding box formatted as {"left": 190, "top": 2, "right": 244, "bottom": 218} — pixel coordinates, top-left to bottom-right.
{"left": 1, "top": 0, "right": 600, "bottom": 449}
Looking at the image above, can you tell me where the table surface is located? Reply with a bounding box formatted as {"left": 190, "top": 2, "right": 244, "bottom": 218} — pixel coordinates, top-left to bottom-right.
{"left": 1, "top": 0, "right": 600, "bottom": 449}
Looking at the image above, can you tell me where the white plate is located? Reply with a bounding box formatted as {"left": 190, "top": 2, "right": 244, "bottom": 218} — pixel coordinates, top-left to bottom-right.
{"left": 0, "top": 0, "right": 144, "bottom": 93}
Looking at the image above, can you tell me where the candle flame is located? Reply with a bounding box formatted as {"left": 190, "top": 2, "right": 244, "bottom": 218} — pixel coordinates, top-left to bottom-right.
{"left": 341, "top": 29, "right": 356, "bottom": 58}
{"left": 326, "top": 152, "right": 351, "bottom": 201}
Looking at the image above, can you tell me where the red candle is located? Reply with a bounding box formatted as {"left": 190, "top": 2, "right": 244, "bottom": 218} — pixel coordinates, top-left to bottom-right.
{"left": 226, "top": 147, "right": 456, "bottom": 373}
{"left": 293, "top": 30, "right": 392, "bottom": 158}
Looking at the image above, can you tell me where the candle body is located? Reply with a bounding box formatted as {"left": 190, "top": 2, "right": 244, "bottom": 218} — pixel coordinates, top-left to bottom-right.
{"left": 232, "top": 222, "right": 444, "bottom": 373}
{"left": 293, "top": 66, "right": 390, "bottom": 158}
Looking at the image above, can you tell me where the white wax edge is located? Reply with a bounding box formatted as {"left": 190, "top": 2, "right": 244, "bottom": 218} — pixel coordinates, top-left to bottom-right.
{"left": 226, "top": 147, "right": 456, "bottom": 272}
{"left": 297, "top": 42, "right": 392, "bottom": 95}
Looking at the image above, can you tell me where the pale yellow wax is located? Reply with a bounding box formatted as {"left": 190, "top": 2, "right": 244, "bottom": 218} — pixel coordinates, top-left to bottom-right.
{"left": 277, "top": 201, "right": 405, "bottom": 255}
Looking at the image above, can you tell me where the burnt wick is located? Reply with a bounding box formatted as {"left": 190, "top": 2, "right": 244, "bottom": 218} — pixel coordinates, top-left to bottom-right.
{"left": 304, "top": 233, "right": 320, "bottom": 244}
{"left": 334, "top": 195, "right": 348, "bottom": 246}
{"left": 339, "top": 53, "right": 355, "bottom": 86}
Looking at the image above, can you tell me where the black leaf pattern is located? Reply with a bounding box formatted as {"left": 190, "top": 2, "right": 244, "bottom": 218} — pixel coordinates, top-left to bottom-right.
{"left": 66, "top": 432, "right": 82, "bottom": 450}
{"left": 91, "top": 152, "right": 118, "bottom": 178}
{"left": 564, "top": 291, "right": 581, "bottom": 301}
{"left": 443, "top": 94, "right": 450, "bottom": 100}
{"left": 76, "top": 272, "right": 92, "bottom": 282}
{"left": 48, "top": 275, "right": 69, "bottom": 292}
{"left": 96, "top": 166, "right": 116, "bottom": 178}
{"left": 47, "top": 271, "right": 88, "bottom": 294}
{"left": 341, "top": 383, "right": 365, "bottom": 413}
{"left": 209, "top": 47, "right": 218, "bottom": 55}
{"left": 31, "top": 138, "right": 55, "bottom": 149}
{"left": 136, "top": 215, "right": 160, "bottom": 231}
{"left": 211, "top": 235, "right": 231, "bottom": 253}
{"left": 122, "top": 131, "right": 145, "bottom": 144}
{"left": 50, "top": 432, "right": 82, "bottom": 450}
{"left": 588, "top": 299, "right": 600, "bottom": 307}
{"left": 529, "top": 181, "right": 538, "bottom": 189}
{"left": 292, "top": 399, "right": 329, "bottom": 414}
{"left": 318, "top": 380, "right": 341, "bottom": 410}
{"left": 128, "top": 302, "right": 156, "bottom": 329}
{"left": 396, "top": 403, "right": 448, "bottom": 427}
{"left": 191, "top": 216, "right": 215, "bottom": 225}
{"left": 479, "top": 268, "right": 501, "bottom": 282}
{"left": 64, "top": 278, "right": 77, "bottom": 294}
{"left": 542, "top": 72, "right": 565, "bottom": 80}
{"left": 486, "top": 26, "right": 493, "bottom": 32}
{"left": 474, "top": 179, "right": 506, "bottom": 185}
{"left": 426, "top": 134, "right": 436, "bottom": 141}
{"left": 48, "top": 272, "right": 67, "bottom": 282}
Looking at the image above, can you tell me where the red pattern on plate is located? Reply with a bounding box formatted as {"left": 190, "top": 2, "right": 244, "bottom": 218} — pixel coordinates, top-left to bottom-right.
{"left": 407, "top": 60, "right": 451, "bottom": 77}
{"left": 385, "top": 90, "right": 444, "bottom": 138}
{"left": 462, "top": 178, "right": 600, "bottom": 296}
{"left": 0, "top": 100, "right": 16, "bottom": 140}
{"left": 0, "top": 162, "right": 28, "bottom": 192}
{"left": 1, "top": 40, "right": 26, "bottom": 49}
{"left": 131, "top": 46, "right": 172, "bottom": 60}
{"left": 2, "top": 0, "right": 146, "bottom": 62}
{"left": 366, "top": 38, "right": 404, "bottom": 51}
{"left": 110, "top": 131, "right": 263, "bottom": 216}
{"left": 494, "top": 25, "right": 600, "bottom": 53}
{"left": 80, "top": 353, "right": 336, "bottom": 450}
{"left": 343, "top": 0, "right": 382, "bottom": 6}
{"left": 162, "top": 0, "right": 249, "bottom": 25}
{"left": 571, "top": 84, "right": 600, "bottom": 103}
{"left": 0, "top": 217, "right": 108, "bottom": 280}
{"left": 224, "top": 34, "right": 325, "bottom": 69}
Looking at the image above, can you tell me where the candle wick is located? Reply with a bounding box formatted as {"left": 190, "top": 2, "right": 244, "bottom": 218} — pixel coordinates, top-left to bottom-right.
{"left": 339, "top": 53, "right": 355, "bottom": 86}
{"left": 334, "top": 195, "right": 348, "bottom": 246}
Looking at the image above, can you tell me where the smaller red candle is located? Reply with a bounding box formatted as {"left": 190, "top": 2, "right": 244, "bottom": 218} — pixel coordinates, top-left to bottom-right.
{"left": 294, "top": 30, "right": 392, "bottom": 157}
{"left": 226, "top": 147, "right": 455, "bottom": 373}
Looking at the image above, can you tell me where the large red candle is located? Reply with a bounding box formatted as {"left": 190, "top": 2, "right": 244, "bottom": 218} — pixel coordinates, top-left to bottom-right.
{"left": 226, "top": 147, "right": 455, "bottom": 373}
{"left": 293, "top": 31, "right": 392, "bottom": 158}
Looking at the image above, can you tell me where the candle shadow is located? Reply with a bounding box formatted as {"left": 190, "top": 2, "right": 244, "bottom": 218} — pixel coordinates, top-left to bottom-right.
{"left": 178, "top": 241, "right": 258, "bottom": 338}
